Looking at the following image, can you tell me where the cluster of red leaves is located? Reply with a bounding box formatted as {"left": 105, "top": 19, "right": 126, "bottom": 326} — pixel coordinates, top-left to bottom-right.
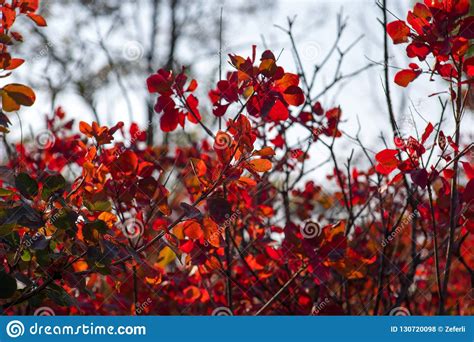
{"left": 147, "top": 47, "right": 305, "bottom": 132}
{"left": 387, "top": 0, "right": 473, "bottom": 87}
{"left": 0, "top": 0, "right": 46, "bottom": 131}
{"left": 147, "top": 69, "right": 201, "bottom": 132}
{"left": 0, "top": 0, "right": 472, "bottom": 316}
{"left": 209, "top": 48, "right": 305, "bottom": 121}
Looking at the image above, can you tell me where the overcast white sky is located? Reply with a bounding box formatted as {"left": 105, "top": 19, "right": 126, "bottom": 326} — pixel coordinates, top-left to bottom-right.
{"left": 5, "top": 0, "right": 473, "bottom": 175}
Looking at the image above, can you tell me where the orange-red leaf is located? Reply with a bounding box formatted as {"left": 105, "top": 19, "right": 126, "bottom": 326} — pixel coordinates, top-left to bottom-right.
{"left": 5, "top": 58, "right": 24, "bottom": 70}
{"left": 27, "top": 13, "right": 47, "bottom": 27}
{"left": 394, "top": 69, "right": 420, "bottom": 87}
{"left": 183, "top": 221, "right": 204, "bottom": 240}
{"left": 254, "top": 147, "right": 275, "bottom": 157}
{"left": 1, "top": 83, "right": 36, "bottom": 112}
{"left": 387, "top": 20, "right": 410, "bottom": 44}
{"left": 248, "top": 159, "right": 272, "bottom": 172}
{"left": 283, "top": 86, "right": 305, "bottom": 106}
{"left": 79, "top": 121, "right": 93, "bottom": 137}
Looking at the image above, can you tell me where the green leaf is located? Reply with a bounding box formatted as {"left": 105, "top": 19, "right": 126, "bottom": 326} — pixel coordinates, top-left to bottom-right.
{"left": 21, "top": 249, "right": 31, "bottom": 262}
{"left": 35, "top": 249, "right": 51, "bottom": 267}
{"left": 0, "top": 205, "right": 44, "bottom": 230}
{"left": 84, "top": 200, "right": 112, "bottom": 212}
{"left": 0, "top": 188, "right": 13, "bottom": 196}
{"left": 15, "top": 173, "right": 38, "bottom": 199}
{"left": 41, "top": 174, "right": 66, "bottom": 200}
{"left": 83, "top": 220, "right": 108, "bottom": 243}
{"left": 51, "top": 210, "right": 78, "bottom": 230}
{"left": 0, "top": 271, "right": 17, "bottom": 299}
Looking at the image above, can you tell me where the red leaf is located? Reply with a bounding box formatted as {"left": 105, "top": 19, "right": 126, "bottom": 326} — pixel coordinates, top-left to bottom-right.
{"left": 463, "top": 56, "right": 474, "bottom": 77}
{"left": 438, "top": 131, "right": 446, "bottom": 150}
{"left": 464, "top": 179, "right": 474, "bottom": 203}
{"left": 283, "top": 86, "right": 305, "bottom": 106}
{"left": 443, "top": 169, "right": 455, "bottom": 179}
{"left": 160, "top": 110, "right": 179, "bottom": 132}
{"left": 271, "top": 134, "right": 285, "bottom": 148}
{"left": 183, "top": 221, "right": 203, "bottom": 240}
{"left": 375, "top": 149, "right": 399, "bottom": 175}
{"left": 248, "top": 159, "right": 272, "bottom": 172}
{"left": 462, "top": 162, "right": 474, "bottom": 180}
{"left": 268, "top": 99, "right": 289, "bottom": 121}
{"left": 436, "top": 63, "right": 458, "bottom": 79}
{"left": 187, "top": 79, "right": 198, "bottom": 92}
{"left": 394, "top": 69, "right": 420, "bottom": 87}
{"left": 4, "top": 58, "right": 24, "bottom": 71}
{"left": 1, "top": 6, "right": 16, "bottom": 28}
{"left": 212, "top": 103, "right": 229, "bottom": 117}
{"left": 410, "top": 168, "right": 428, "bottom": 189}
{"left": 421, "top": 122, "right": 434, "bottom": 144}
{"left": 113, "top": 151, "right": 138, "bottom": 175}
{"left": 180, "top": 240, "right": 194, "bottom": 253}
{"left": 312, "top": 101, "right": 324, "bottom": 115}
{"left": 376, "top": 149, "right": 398, "bottom": 163}
{"left": 406, "top": 42, "right": 430, "bottom": 61}
{"left": 265, "top": 246, "right": 283, "bottom": 260}
{"left": 387, "top": 20, "right": 410, "bottom": 44}
{"left": 186, "top": 94, "right": 201, "bottom": 124}
{"left": 274, "top": 73, "right": 299, "bottom": 90}
{"left": 147, "top": 70, "right": 172, "bottom": 94}
{"left": 154, "top": 95, "right": 175, "bottom": 113}
{"left": 460, "top": 16, "right": 474, "bottom": 39}
{"left": 27, "top": 13, "right": 47, "bottom": 26}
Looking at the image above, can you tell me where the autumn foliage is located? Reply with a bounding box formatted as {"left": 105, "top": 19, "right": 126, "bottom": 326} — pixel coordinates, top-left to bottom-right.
{"left": 0, "top": 0, "right": 472, "bottom": 316}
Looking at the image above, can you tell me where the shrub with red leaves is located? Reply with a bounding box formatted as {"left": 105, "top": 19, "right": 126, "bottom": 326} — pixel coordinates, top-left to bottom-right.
{"left": 0, "top": 0, "right": 472, "bottom": 316}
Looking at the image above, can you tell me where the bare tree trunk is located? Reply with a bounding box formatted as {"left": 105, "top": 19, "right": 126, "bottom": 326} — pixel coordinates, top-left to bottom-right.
{"left": 166, "top": 0, "right": 179, "bottom": 70}
{"left": 146, "top": 0, "right": 160, "bottom": 146}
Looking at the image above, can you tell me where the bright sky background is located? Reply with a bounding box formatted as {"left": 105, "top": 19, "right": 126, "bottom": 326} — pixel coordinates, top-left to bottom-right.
{"left": 5, "top": 0, "right": 473, "bottom": 177}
